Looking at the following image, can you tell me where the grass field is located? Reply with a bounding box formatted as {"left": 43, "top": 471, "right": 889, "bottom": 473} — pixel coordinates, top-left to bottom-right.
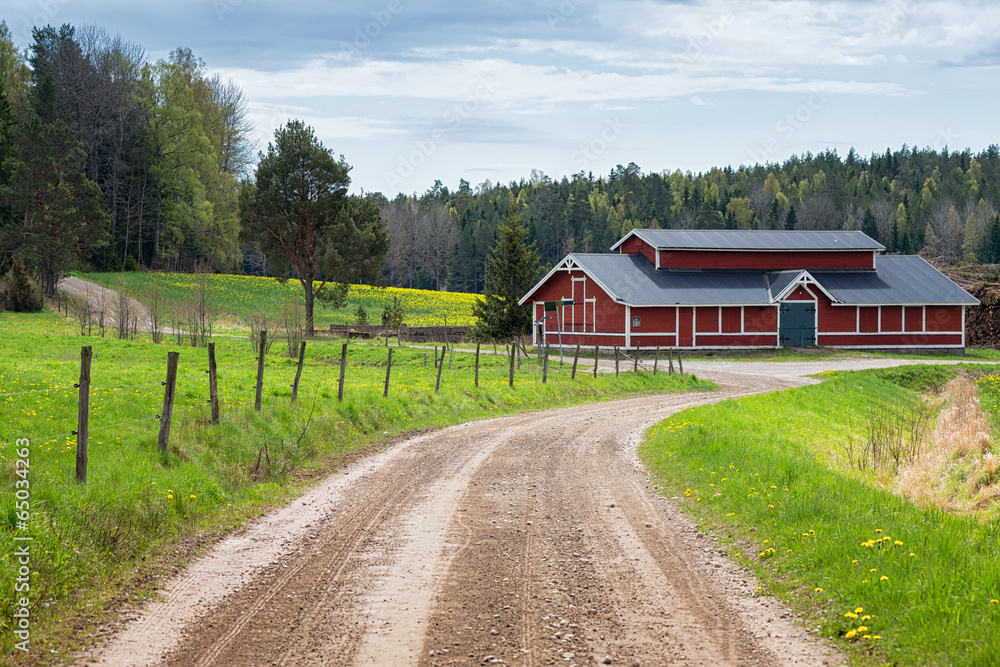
{"left": 78, "top": 272, "right": 479, "bottom": 330}
{"left": 640, "top": 365, "right": 1000, "bottom": 666}
{"left": 0, "top": 306, "right": 712, "bottom": 663}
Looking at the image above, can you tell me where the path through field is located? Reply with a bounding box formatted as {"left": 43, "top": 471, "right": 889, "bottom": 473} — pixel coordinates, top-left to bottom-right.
{"left": 81, "top": 357, "right": 980, "bottom": 667}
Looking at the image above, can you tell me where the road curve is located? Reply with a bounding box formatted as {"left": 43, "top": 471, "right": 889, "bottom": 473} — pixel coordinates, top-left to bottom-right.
{"left": 85, "top": 357, "right": 969, "bottom": 667}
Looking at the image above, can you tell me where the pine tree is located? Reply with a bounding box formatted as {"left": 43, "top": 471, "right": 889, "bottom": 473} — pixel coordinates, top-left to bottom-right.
{"left": 472, "top": 208, "right": 542, "bottom": 341}
{"left": 982, "top": 213, "right": 1000, "bottom": 264}
{"left": 785, "top": 205, "right": 797, "bottom": 230}
{"left": 861, "top": 208, "right": 879, "bottom": 242}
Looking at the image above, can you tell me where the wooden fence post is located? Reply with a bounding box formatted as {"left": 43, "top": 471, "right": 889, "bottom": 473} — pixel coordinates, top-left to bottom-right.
{"left": 158, "top": 351, "right": 179, "bottom": 456}
{"left": 423, "top": 352, "right": 427, "bottom": 367}
{"left": 76, "top": 346, "right": 92, "bottom": 483}
{"left": 614, "top": 346, "right": 620, "bottom": 376}
{"left": 653, "top": 347, "right": 659, "bottom": 376}
{"left": 678, "top": 350, "right": 684, "bottom": 375}
{"left": 508, "top": 344, "right": 515, "bottom": 388}
{"left": 434, "top": 345, "right": 439, "bottom": 368}
{"left": 435, "top": 345, "right": 445, "bottom": 393}
{"left": 291, "top": 341, "right": 306, "bottom": 403}
{"left": 474, "top": 342, "right": 481, "bottom": 388}
{"left": 383, "top": 348, "right": 393, "bottom": 398}
{"left": 338, "top": 343, "right": 348, "bottom": 402}
{"left": 571, "top": 341, "right": 580, "bottom": 380}
{"left": 542, "top": 345, "right": 549, "bottom": 384}
{"left": 634, "top": 345, "right": 640, "bottom": 373}
{"left": 255, "top": 331, "right": 266, "bottom": 411}
{"left": 208, "top": 341, "right": 219, "bottom": 424}
{"left": 668, "top": 349, "right": 675, "bottom": 375}
{"left": 593, "top": 344, "right": 599, "bottom": 378}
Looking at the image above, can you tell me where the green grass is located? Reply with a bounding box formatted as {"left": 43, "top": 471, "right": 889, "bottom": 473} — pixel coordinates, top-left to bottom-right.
{"left": 640, "top": 365, "right": 1000, "bottom": 666}
{"left": 0, "top": 306, "right": 713, "bottom": 663}
{"left": 77, "top": 271, "right": 479, "bottom": 331}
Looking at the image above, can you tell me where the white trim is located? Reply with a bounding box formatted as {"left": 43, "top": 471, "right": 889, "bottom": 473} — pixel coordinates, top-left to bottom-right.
{"left": 772, "top": 271, "right": 841, "bottom": 304}
{"left": 821, "top": 330, "right": 964, "bottom": 336}
{"left": 923, "top": 306, "right": 927, "bottom": 332}
{"left": 625, "top": 305, "right": 632, "bottom": 349}
{"left": 856, "top": 306, "right": 860, "bottom": 333}
{"left": 963, "top": 306, "right": 967, "bottom": 348}
{"left": 741, "top": 306, "right": 745, "bottom": 333}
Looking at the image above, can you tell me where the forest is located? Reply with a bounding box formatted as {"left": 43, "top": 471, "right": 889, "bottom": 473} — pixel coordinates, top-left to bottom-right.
{"left": 2, "top": 20, "right": 1000, "bottom": 297}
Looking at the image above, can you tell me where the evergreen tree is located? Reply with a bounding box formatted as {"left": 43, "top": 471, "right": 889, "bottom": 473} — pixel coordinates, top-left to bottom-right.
{"left": 982, "top": 213, "right": 1000, "bottom": 264}
{"left": 472, "top": 208, "right": 542, "bottom": 341}
{"left": 239, "top": 120, "right": 389, "bottom": 333}
{"left": 785, "top": 205, "right": 797, "bottom": 231}
{"left": 1, "top": 258, "right": 43, "bottom": 311}
{"left": 1, "top": 116, "right": 109, "bottom": 296}
{"left": 861, "top": 208, "right": 879, "bottom": 242}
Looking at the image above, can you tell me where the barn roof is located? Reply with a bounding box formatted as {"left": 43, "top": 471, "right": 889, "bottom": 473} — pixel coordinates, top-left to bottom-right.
{"left": 610, "top": 229, "right": 885, "bottom": 252}
{"left": 815, "top": 256, "right": 978, "bottom": 306}
{"left": 519, "top": 253, "right": 978, "bottom": 307}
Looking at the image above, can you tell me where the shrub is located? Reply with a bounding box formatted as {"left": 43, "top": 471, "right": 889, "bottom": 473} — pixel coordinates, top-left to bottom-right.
{"left": 2, "top": 259, "right": 44, "bottom": 312}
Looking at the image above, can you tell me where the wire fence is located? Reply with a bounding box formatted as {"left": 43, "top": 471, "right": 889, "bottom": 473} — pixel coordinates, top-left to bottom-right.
{"left": 3, "top": 337, "right": 682, "bottom": 477}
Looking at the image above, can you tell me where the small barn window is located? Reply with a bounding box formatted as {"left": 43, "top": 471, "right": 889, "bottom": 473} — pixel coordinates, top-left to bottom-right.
{"left": 632, "top": 316, "right": 641, "bottom": 328}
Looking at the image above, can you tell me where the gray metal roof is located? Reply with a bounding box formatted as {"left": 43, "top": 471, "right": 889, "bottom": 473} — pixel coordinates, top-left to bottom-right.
{"left": 610, "top": 229, "right": 885, "bottom": 252}
{"left": 540, "top": 254, "right": 977, "bottom": 307}
{"left": 815, "top": 256, "right": 979, "bottom": 305}
{"left": 569, "top": 254, "right": 770, "bottom": 305}
{"left": 766, "top": 270, "right": 802, "bottom": 300}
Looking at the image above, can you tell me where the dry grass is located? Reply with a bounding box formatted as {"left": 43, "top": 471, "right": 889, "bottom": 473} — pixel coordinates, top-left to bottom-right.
{"left": 896, "top": 375, "right": 1000, "bottom": 518}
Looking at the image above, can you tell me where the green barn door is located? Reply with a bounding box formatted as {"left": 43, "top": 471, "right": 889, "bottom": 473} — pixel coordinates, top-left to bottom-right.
{"left": 779, "top": 302, "right": 817, "bottom": 347}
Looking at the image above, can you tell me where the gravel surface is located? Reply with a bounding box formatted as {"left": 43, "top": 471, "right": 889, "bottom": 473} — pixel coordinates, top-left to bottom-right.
{"left": 79, "top": 352, "right": 992, "bottom": 666}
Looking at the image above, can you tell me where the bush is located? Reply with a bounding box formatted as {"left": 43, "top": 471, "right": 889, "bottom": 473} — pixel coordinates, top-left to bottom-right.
{"left": 1, "top": 260, "right": 43, "bottom": 312}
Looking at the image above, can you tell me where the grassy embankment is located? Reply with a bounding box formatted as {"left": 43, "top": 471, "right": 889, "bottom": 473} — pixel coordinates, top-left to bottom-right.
{"left": 78, "top": 271, "right": 478, "bottom": 331}
{"left": 641, "top": 364, "right": 1000, "bottom": 666}
{"left": 0, "top": 306, "right": 712, "bottom": 663}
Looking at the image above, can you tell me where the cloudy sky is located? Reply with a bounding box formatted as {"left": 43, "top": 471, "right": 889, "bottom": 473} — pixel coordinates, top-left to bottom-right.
{"left": 5, "top": 1, "right": 999, "bottom": 196}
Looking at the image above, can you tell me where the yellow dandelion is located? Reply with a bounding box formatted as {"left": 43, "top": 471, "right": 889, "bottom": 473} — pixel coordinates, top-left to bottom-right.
{"left": 845, "top": 630, "right": 857, "bottom": 639}
{"left": 880, "top": 575, "right": 889, "bottom": 582}
{"left": 814, "top": 587, "right": 823, "bottom": 593}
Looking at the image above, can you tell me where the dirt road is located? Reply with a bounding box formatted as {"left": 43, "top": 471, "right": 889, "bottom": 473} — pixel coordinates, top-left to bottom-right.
{"left": 85, "top": 357, "right": 979, "bottom": 667}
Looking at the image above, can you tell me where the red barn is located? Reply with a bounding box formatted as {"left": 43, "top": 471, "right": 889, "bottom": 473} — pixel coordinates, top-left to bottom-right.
{"left": 519, "top": 229, "right": 978, "bottom": 352}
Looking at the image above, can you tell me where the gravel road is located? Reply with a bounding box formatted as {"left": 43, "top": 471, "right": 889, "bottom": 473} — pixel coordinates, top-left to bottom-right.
{"left": 80, "top": 356, "right": 986, "bottom": 667}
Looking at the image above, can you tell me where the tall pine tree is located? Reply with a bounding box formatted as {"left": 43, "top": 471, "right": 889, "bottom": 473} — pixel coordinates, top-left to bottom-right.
{"left": 472, "top": 207, "right": 542, "bottom": 341}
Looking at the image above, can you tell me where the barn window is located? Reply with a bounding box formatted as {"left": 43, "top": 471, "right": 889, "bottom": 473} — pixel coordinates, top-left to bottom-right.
{"left": 632, "top": 316, "right": 641, "bottom": 328}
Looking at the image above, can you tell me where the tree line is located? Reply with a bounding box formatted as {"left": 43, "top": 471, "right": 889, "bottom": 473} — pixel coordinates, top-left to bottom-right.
{"left": 0, "top": 21, "right": 254, "bottom": 296}
{"left": 384, "top": 147, "right": 1000, "bottom": 293}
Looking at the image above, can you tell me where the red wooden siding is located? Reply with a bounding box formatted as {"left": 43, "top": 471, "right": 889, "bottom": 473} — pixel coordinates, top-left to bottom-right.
{"left": 530, "top": 271, "right": 576, "bottom": 304}
{"left": 595, "top": 298, "right": 627, "bottom": 333}
{"left": 744, "top": 307, "right": 778, "bottom": 332}
{"left": 819, "top": 333, "right": 963, "bottom": 347}
{"left": 678, "top": 307, "right": 694, "bottom": 346}
{"left": 785, "top": 285, "right": 815, "bottom": 301}
{"left": 695, "top": 306, "right": 720, "bottom": 333}
{"left": 904, "top": 306, "right": 924, "bottom": 332}
{"left": 632, "top": 334, "right": 679, "bottom": 348}
{"left": 657, "top": 250, "right": 874, "bottom": 270}
{"left": 817, "top": 294, "right": 857, "bottom": 332}
{"left": 859, "top": 307, "right": 879, "bottom": 333}
{"left": 721, "top": 307, "right": 742, "bottom": 333}
{"left": 632, "top": 307, "right": 677, "bottom": 332}
{"left": 695, "top": 334, "right": 779, "bottom": 347}
{"left": 881, "top": 306, "right": 903, "bottom": 332}
{"left": 620, "top": 236, "right": 656, "bottom": 265}
{"left": 926, "top": 306, "right": 963, "bottom": 332}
